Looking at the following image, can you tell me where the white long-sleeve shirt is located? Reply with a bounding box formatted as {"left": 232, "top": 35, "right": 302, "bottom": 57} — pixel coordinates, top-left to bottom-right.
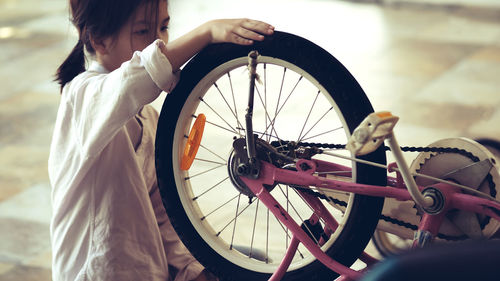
{"left": 48, "top": 40, "right": 204, "bottom": 281}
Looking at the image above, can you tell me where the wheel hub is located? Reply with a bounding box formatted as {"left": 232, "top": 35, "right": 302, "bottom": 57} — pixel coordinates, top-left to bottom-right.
{"left": 227, "top": 138, "right": 255, "bottom": 197}
{"left": 228, "top": 137, "right": 288, "bottom": 197}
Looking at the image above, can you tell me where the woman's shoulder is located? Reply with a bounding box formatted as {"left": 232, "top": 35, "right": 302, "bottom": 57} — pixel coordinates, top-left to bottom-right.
{"left": 61, "top": 64, "right": 107, "bottom": 104}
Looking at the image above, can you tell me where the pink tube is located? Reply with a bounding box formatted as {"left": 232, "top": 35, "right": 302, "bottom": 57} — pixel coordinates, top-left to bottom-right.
{"left": 268, "top": 236, "right": 300, "bottom": 281}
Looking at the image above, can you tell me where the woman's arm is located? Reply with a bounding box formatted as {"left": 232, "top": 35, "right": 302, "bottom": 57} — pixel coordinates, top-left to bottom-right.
{"left": 162, "top": 19, "right": 274, "bottom": 71}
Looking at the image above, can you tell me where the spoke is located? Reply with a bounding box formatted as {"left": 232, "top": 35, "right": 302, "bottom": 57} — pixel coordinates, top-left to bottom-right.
{"left": 216, "top": 198, "right": 256, "bottom": 236}
{"left": 198, "top": 142, "right": 227, "bottom": 162}
{"left": 228, "top": 72, "right": 242, "bottom": 131}
{"left": 246, "top": 199, "right": 313, "bottom": 262}
{"left": 185, "top": 164, "right": 226, "bottom": 180}
{"left": 230, "top": 194, "right": 242, "bottom": 249}
{"left": 201, "top": 193, "right": 239, "bottom": 220}
{"left": 266, "top": 67, "right": 287, "bottom": 143}
{"left": 214, "top": 81, "right": 244, "bottom": 135}
{"left": 250, "top": 199, "right": 260, "bottom": 258}
{"left": 301, "top": 126, "right": 343, "bottom": 142}
{"left": 293, "top": 188, "right": 329, "bottom": 230}
{"left": 255, "top": 77, "right": 304, "bottom": 151}
{"left": 199, "top": 97, "right": 239, "bottom": 134}
{"left": 237, "top": 128, "right": 280, "bottom": 142}
{"left": 193, "top": 176, "right": 229, "bottom": 200}
{"left": 184, "top": 132, "right": 228, "bottom": 162}
{"left": 193, "top": 113, "right": 240, "bottom": 135}
{"left": 255, "top": 84, "right": 281, "bottom": 141}
{"left": 193, "top": 158, "right": 227, "bottom": 166}
{"left": 297, "top": 90, "right": 320, "bottom": 143}
{"left": 205, "top": 119, "right": 239, "bottom": 134}
{"left": 299, "top": 106, "right": 337, "bottom": 142}
{"left": 271, "top": 211, "right": 306, "bottom": 259}
{"left": 274, "top": 67, "right": 287, "bottom": 118}
{"left": 278, "top": 185, "right": 320, "bottom": 245}
{"left": 262, "top": 75, "right": 303, "bottom": 142}
{"left": 276, "top": 76, "right": 303, "bottom": 116}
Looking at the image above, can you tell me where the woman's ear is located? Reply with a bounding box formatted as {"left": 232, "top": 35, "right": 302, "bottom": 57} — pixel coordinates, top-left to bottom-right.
{"left": 90, "top": 35, "right": 109, "bottom": 55}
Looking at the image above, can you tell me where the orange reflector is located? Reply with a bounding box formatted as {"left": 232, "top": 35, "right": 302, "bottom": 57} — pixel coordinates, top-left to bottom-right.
{"left": 180, "top": 114, "right": 206, "bottom": 170}
{"left": 376, "top": 111, "right": 393, "bottom": 119}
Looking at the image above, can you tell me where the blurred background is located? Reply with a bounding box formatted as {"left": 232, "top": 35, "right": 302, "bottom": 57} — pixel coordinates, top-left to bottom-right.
{"left": 1, "top": 0, "right": 499, "bottom": 280}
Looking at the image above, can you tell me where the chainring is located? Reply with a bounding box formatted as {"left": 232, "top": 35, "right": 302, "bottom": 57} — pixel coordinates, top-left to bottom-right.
{"left": 410, "top": 137, "right": 500, "bottom": 239}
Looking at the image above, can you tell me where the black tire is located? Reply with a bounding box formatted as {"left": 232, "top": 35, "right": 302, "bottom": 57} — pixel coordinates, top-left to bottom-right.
{"left": 155, "top": 31, "right": 386, "bottom": 281}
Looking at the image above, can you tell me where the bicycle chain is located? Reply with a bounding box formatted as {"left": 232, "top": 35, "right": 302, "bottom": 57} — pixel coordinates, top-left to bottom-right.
{"left": 271, "top": 140, "right": 495, "bottom": 241}
{"left": 271, "top": 140, "right": 480, "bottom": 162}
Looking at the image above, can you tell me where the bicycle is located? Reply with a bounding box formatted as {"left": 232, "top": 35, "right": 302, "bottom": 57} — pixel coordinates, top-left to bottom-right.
{"left": 154, "top": 31, "right": 500, "bottom": 281}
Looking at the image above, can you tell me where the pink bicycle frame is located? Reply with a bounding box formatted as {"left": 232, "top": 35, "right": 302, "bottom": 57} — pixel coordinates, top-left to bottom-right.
{"left": 240, "top": 158, "right": 500, "bottom": 281}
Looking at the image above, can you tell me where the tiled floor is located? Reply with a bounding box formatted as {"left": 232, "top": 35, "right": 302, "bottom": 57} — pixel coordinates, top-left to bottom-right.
{"left": 1, "top": 0, "right": 500, "bottom": 280}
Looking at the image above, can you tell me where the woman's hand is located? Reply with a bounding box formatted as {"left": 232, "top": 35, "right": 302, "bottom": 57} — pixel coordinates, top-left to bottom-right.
{"left": 164, "top": 18, "right": 274, "bottom": 72}
{"left": 206, "top": 18, "right": 274, "bottom": 45}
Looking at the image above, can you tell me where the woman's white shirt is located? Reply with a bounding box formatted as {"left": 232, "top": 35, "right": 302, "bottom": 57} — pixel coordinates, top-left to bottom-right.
{"left": 48, "top": 40, "right": 204, "bottom": 281}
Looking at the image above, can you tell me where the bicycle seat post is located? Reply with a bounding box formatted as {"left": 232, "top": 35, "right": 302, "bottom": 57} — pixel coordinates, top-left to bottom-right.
{"left": 346, "top": 112, "right": 434, "bottom": 209}
{"left": 386, "top": 132, "right": 434, "bottom": 209}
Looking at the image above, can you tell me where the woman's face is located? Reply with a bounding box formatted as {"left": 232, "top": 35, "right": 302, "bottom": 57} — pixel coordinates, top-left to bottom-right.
{"left": 103, "top": 0, "right": 169, "bottom": 71}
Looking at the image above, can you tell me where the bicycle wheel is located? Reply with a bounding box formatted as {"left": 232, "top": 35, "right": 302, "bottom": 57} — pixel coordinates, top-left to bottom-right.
{"left": 373, "top": 230, "right": 413, "bottom": 257}
{"left": 155, "top": 31, "right": 386, "bottom": 281}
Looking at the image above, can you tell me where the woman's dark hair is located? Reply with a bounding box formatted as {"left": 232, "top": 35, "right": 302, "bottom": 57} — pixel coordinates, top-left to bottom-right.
{"left": 55, "top": 0, "right": 160, "bottom": 91}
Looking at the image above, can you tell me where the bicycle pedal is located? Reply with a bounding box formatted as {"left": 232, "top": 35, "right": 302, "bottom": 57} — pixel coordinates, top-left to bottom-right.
{"left": 346, "top": 111, "right": 399, "bottom": 156}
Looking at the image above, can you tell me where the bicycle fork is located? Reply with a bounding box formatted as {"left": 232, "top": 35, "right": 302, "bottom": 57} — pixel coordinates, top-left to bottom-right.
{"left": 236, "top": 50, "right": 261, "bottom": 180}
